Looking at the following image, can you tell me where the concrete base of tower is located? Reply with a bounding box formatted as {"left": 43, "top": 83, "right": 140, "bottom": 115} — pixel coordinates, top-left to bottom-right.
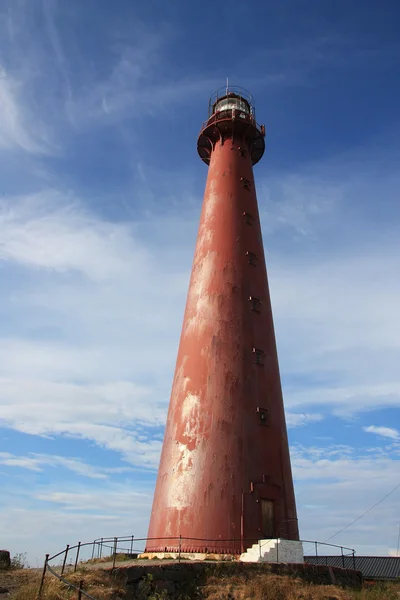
{"left": 139, "top": 552, "right": 237, "bottom": 561}
{"left": 239, "top": 539, "right": 304, "bottom": 563}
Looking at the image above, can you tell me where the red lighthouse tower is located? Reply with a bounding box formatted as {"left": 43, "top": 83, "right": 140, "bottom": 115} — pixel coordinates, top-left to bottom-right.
{"left": 146, "top": 87, "right": 299, "bottom": 555}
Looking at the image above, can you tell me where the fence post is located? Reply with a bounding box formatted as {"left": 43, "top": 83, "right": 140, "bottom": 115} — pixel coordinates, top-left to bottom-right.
{"left": 352, "top": 550, "right": 356, "bottom": 570}
{"left": 130, "top": 535, "right": 134, "bottom": 555}
{"left": 341, "top": 546, "right": 345, "bottom": 569}
{"left": 112, "top": 537, "right": 117, "bottom": 570}
{"left": 178, "top": 535, "right": 182, "bottom": 563}
{"left": 91, "top": 540, "right": 95, "bottom": 561}
{"left": 78, "top": 579, "right": 83, "bottom": 600}
{"left": 315, "top": 541, "right": 318, "bottom": 559}
{"left": 61, "top": 545, "right": 69, "bottom": 575}
{"left": 74, "top": 542, "right": 81, "bottom": 572}
{"left": 99, "top": 537, "right": 103, "bottom": 559}
{"left": 37, "top": 553, "right": 49, "bottom": 599}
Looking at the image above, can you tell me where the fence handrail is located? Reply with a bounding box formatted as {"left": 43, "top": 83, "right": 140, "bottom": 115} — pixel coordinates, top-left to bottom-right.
{"left": 301, "top": 539, "right": 355, "bottom": 554}
{"left": 47, "top": 535, "right": 355, "bottom": 562}
{"left": 46, "top": 563, "right": 99, "bottom": 600}
{"left": 40, "top": 534, "right": 356, "bottom": 600}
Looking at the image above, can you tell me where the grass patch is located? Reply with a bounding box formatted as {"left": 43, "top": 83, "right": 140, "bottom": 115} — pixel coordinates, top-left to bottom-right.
{"left": 10, "top": 567, "right": 125, "bottom": 599}
{"left": 203, "top": 573, "right": 348, "bottom": 599}
{"left": 84, "top": 553, "right": 137, "bottom": 565}
{"left": 202, "top": 574, "right": 400, "bottom": 600}
{"left": 6, "top": 564, "right": 400, "bottom": 600}
{"left": 349, "top": 580, "right": 400, "bottom": 600}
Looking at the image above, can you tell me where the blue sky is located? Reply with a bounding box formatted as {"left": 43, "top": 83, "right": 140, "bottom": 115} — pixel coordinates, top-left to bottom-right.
{"left": 0, "top": 0, "right": 399, "bottom": 565}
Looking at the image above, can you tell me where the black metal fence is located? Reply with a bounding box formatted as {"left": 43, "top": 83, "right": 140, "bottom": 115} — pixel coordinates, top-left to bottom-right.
{"left": 38, "top": 535, "right": 356, "bottom": 599}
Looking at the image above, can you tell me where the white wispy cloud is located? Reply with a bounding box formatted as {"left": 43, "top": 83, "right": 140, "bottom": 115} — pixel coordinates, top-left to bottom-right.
{"left": 286, "top": 413, "right": 323, "bottom": 428}
{"left": 0, "top": 2, "right": 215, "bottom": 152}
{"left": 0, "top": 191, "right": 147, "bottom": 279}
{"left": 0, "top": 485, "right": 153, "bottom": 565}
{"left": 0, "top": 452, "right": 133, "bottom": 478}
{"left": 363, "top": 426, "right": 399, "bottom": 440}
{"left": 0, "top": 191, "right": 184, "bottom": 467}
{"left": 0, "top": 378, "right": 164, "bottom": 467}
{"left": 34, "top": 487, "right": 152, "bottom": 513}
{"left": 0, "top": 69, "right": 50, "bottom": 154}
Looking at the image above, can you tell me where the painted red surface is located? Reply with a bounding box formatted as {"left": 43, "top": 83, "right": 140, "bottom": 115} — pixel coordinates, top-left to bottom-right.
{"left": 146, "top": 94, "right": 299, "bottom": 554}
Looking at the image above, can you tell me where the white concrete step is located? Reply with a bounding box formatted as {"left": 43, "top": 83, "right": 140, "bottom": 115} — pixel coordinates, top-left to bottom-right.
{"left": 239, "top": 539, "right": 304, "bottom": 563}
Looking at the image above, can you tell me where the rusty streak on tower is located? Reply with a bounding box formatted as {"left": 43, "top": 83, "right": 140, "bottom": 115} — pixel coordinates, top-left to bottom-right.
{"left": 146, "top": 86, "right": 299, "bottom": 554}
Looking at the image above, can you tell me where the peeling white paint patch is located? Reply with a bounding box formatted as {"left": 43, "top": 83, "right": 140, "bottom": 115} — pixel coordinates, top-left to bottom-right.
{"left": 166, "top": 441, "right": 204, "bottom": 511}
{"left": 197, "top": 227, "right": 214, "bottom": 253}
{"left": 184, "top": 291, "right": 218, "bottom": 339}
{"left": 182, "top": 376, "right": 191, "bottom": 393}
{"left": 172, "top": 356, "right": 188, "bottom": 387}
{"left": 182, "top": 393, "right": 200, "bottom": 421}
{"left": 185, "top": 250, "right": 217, "bottom": 334}
{"left": 203, "top": 179, "right": 220, "bottom": 223}
{"left": 183, "top": 315, "right": 196, "bottom": 336}
{"left": 169, "top": 357, "right": 189, "bottom": 435}
{"left": 182, "top": 392, "right": 202, "bottom": 443}
{"left": 191, "top": 251, "right": 217, "bottom": 299}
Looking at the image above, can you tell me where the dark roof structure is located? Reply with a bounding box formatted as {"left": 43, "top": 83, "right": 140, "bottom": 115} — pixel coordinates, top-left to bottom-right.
{"left": 306, "top": 556, "right": 400, "bottom": 580}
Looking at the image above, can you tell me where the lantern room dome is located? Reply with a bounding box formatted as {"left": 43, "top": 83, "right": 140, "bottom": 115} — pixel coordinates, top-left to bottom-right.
{"left": 213, "top": 94, "right": 251, "bottom": 115}
{"left": 197, "top": 85, "right": 265, "bottom": 166}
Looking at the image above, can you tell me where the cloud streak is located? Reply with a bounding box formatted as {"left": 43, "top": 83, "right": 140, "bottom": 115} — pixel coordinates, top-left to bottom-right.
{"left": 0, "top": 191, "right": 148, "bottom": 279}
{"left": 0, "top": 452, "right": 133, "bottom": 478}
{"left": 286, "top": 413, "right": 323, "bottom": 428}
{"left": 0, "top": 70, "right": 50, "bottom": 154}
{"left": 364, "top": 426, "right": 399, "bottom": 440}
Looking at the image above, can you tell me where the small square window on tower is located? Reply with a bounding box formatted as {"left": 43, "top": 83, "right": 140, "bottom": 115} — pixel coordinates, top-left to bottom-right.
{"left": 249, "top": 296, "right": 261, "bottom": 313}
{"left": 246, "top": 251, "right": 257, "bottom": 266}
{"left": 240, "top": 177, "right": 251, "bottom": 190}
{"left": 253, "top": 348, "right": 265, "bottom": 365}
{"left": 256, "top": 407, "right": 269, "bottom": 426}
{"left": 242, "top": 212, "right": 254, "bottom": 226}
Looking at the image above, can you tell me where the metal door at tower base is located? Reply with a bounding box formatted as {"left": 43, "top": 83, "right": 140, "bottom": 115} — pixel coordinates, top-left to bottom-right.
{"left": 261, "top": 499, "right": 275, "bottom": 538}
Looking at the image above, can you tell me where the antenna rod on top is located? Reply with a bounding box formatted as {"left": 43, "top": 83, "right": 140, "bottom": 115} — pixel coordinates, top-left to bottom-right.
{"left": 226, "top": 77, "right": 229, "bottom": 95}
